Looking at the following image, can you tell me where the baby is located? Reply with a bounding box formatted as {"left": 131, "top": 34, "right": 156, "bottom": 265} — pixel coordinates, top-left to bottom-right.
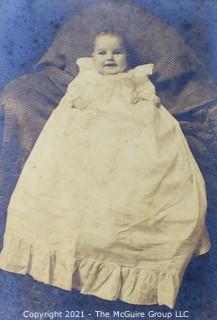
{"left": 0, "top": 31, "right": 210, "bottom": 309}
{"left": 74, "top": 31, "right": 160, "bottom": 110}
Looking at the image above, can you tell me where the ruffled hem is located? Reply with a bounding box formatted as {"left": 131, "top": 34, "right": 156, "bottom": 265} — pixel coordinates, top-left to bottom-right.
{"left": 0, "top": 236, "right": 182, "bottom": 308}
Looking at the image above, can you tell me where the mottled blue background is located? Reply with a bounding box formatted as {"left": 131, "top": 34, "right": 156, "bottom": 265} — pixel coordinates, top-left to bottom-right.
{"left": 0, "top": 1, "right": 216, "bottom": 320}
{"left": 1, "top": 0, "right": 217, "bottom": 92}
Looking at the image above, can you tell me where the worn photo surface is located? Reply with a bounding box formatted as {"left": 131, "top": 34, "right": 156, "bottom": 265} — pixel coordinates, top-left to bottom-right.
{"left": 0, "top": 1, "right": 216, "bottom": 320}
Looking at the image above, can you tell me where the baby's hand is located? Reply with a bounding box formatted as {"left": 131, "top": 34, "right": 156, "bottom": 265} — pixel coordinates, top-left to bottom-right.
{"left": 153, "top": 97, "right": 161, "bottom": 108}
{"left": 73, "top": 97, "right": 89, "bottom": 110}
{"left": 131, "top": 96, "right": 140, "bottom": 104}
{"left": 131, "top": 94, "right": 161, "bottom": 107}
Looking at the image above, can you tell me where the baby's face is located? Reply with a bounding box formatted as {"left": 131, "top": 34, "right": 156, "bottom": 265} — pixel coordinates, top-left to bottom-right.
{"left": 93, "top": 35, "right": 127, "bottom": 75}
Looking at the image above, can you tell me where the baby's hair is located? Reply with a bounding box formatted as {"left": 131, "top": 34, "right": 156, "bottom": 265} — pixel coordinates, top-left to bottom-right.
{"left": 93, "top": 29, "right": 136, "bottom": 67}
{"left": 94, "top": 30, "right": 126, "bottom": 49}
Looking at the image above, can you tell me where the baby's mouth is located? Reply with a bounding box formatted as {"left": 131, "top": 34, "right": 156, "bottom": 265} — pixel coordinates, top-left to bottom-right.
{"left": 104, "top": 63, "right": 117, "bottom": 67}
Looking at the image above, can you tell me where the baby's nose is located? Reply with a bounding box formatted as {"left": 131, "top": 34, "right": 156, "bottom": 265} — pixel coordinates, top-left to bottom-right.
{"left": 106, "top": 52, "right": 114, "bottom": 60}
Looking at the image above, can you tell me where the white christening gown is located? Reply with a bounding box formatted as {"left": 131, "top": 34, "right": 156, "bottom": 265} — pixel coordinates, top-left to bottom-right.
{"left": 0, "top": 58, "right": 210, "bottom": 308}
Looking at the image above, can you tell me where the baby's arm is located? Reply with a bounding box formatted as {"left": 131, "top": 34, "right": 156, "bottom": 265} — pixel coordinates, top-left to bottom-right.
{"left": 131, "top": 64, "right": 160, "bottom": 107}
{"left": 57, "top": 73, "right": 90, "bottom": 111}
{"left": 133, "top": 75, "right": 160, "bottom": 107}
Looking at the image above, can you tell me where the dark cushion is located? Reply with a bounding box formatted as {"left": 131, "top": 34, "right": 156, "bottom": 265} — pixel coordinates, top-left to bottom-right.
{"left": 37, "top": 0, "right": 217, "bottom": 113}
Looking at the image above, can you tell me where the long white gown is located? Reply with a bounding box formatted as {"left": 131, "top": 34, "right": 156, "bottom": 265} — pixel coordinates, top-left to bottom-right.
{"left": 0, "top": 58, "right": 210, "bottom": 308}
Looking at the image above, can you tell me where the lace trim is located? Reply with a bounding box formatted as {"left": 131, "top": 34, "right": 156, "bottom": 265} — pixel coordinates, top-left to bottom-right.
{"left": 0, "top": 235, "right": 182, "bottom": 308}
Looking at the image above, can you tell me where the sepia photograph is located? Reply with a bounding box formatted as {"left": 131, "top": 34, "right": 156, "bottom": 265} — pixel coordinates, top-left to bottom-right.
{"left": 0, "top": 1, "right": 216, "bottom": 319}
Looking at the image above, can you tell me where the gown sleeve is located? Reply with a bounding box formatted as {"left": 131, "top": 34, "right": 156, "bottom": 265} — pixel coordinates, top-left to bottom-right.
{"left": 132, "top": 64, "right": 160, "bottom": 105}
{"left": 56, "top": 57, "right": 95, "bottom": 110}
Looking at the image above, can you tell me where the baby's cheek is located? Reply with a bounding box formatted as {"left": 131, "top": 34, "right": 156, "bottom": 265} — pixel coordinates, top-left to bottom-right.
{"left": 120, "top": 57, "right": 128, "bottom": 71}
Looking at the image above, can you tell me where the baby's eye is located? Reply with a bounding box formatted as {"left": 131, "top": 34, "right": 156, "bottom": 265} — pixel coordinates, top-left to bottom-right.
{"left": 98, "top": 51, "right": 106, "bottom": 55}
{"left": 113, "top": 50, "right": 124, "bottom": 55}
